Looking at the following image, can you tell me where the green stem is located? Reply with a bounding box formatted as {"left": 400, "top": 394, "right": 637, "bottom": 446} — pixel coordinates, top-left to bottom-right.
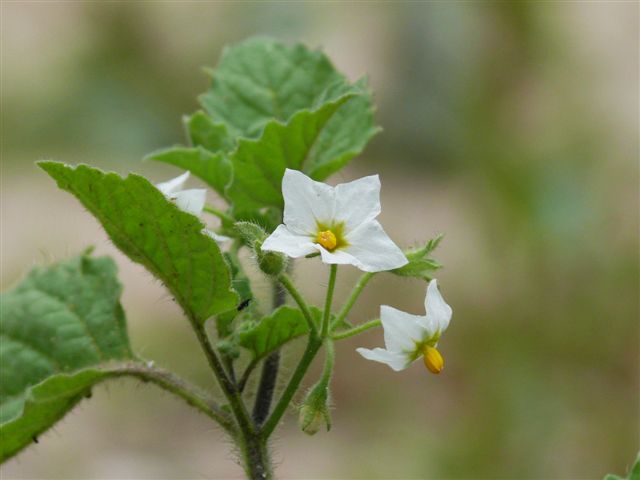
{"left": 238, "top": 359, "right": 258, "bottom": 393}
{"left": 204, "top": 205, "right": 236, "bottom": 224}
{"left": 278, "top": 273, "right": 318, "bottom": 338}
{"left": 321, "top": 339, "right": 335, "bottom": 383}
{"left": 331, "top": 272, "right": 375, "bottom": 329}
{"left": 322, "top": 265, "right": 338, "bottom": 338}
{"left": 332, "top": 319, "right": 381, "bottom": 341}
{"left": 261, "top": 336, "right": 322, "bottom": 438}
{"left": 190, "top": 317, "right": 254, "bottom": 435}
{"left": 111, "top": 362, "right": 235, "bottom": 434}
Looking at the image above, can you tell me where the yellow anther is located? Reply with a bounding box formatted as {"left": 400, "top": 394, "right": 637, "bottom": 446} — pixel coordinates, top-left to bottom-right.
{"left": 317, "top": 230, "right": 337, "bottom": 251}
{"left": 422, "top": 345, "right": 444, "bottom": 374}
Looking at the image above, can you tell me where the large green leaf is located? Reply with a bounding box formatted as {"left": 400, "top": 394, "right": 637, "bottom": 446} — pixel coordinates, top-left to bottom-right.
{"left": 0, "top": 253, "right": 132, "bottom": 460}
{"left": 226, "top": 88, "right": 377, "bottom": 218}
{"left": 199, "top": 37, "right": 346, "bottom": 139}
{"left": 39, "top": 162, "right": 238, "bottom": 323}
{"left": 145, "top": 146, "right": 231, "bottom": 199}
{"left": 238, "top": 306, "right": 322, "bottom": 361}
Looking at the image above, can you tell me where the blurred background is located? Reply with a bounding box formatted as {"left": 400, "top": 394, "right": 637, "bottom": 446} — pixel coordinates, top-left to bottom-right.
{"left": 1, "top": 2, "right": 638, "bottom": 479}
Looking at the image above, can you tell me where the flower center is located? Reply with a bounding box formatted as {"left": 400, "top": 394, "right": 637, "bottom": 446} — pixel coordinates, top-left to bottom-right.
{"left": 421, "top": 345, "right": 444, "bottom": 374}
{"left": 316, "top": 230, "right": 337, "bottom": 251}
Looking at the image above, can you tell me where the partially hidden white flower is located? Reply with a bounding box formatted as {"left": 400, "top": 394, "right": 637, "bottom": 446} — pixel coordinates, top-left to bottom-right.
{"left": 156, "top": 171, "right": 230, "bottom": 242}
{"left": 261, "top": 169, "right": 408, "bottom": 272}
{"left": 356, "top": 279, "right": 452, "bottom": 374}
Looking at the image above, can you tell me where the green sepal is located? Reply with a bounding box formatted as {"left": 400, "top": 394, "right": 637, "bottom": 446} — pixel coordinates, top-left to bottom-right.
{"left": 234, "top": 221, "right": 268, "bottom": 248}
{"left": 0, "top": 253, "right": 133, "bottom": 461}
{"left": 298, "top": 378, "right": 332, "bottom": 435}
{"left": 39, "top": 162, "right": 238, "bottom": 324}
{"left": 238, "top": 306, "right": 322, "bottom": 362}
{"left": 391, "top": 234, "right": 444, "bottom": 281}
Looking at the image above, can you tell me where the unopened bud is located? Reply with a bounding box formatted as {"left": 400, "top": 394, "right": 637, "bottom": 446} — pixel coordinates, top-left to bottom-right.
{"left": 255, "top": 240, "right": 287, "bottom": 276}
{"left": 298, "top": 381, "right": 331, "bottom": 435}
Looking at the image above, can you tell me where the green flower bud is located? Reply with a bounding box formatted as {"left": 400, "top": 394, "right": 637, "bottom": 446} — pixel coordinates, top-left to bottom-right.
{"left": 298, "top": 381, "right": 331, "bottom": 436}
{"left": 234, "top": 221, "right": 267, "bottom": 248}
{"left": 255, "top": 240, "right": 287, "bottom": 277}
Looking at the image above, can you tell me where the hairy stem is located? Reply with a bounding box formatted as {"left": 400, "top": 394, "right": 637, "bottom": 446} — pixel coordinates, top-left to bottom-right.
{"left": 252, "top": 280, "right": 286, "bottom": 425}
{"left": 203, "top": 205, "right": 236, "bottom": 224}
{"left": 278, "top": 273, "right": 318, "bottom": 337}
{"left": 261, "top": 336, "right": 322, "bottom": 438}
{"left": 331, "top": 272, "right": 375, "bottom": 329}
{"left": 331, "top": 319, "right": 381, "bottom": 340}
{"left": 111, "top": 361, "right": 235, "bottom": 433}
{"left": 322, "top": 265, "right": 338, "bottom": 338}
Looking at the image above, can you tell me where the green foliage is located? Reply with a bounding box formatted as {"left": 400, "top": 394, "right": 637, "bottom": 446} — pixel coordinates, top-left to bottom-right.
{"left": 391, "top": 234, "right": 443, "bottom": 281}
{"left": 145, "top": 146, "right": 231, "bottom": 199}
{"left": 185, "top": 111, "right": 235, "bottom": 153}
{"left": 226, "top": 90, "right": 376, "bottom": 218}
{"left": 39, "top": 162, "right": 238, "bottom": 323}
{"left": 238, "top": 306, "right": 322, "bottom": 361}
{"left": 604, "top": 454, "right": 640, "bottom": 480}
{"left": 0, "top": 253, "right": 132, "bottom": 460}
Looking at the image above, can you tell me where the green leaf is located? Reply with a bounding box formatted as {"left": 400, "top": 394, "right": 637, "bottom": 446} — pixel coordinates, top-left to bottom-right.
{"left": 391, "top": 234, "right": 444, "bottom": 281}
{"left": 604, "top": 453, "right": 640, "bottom": 480}
{"left": 39, "top": 162, "right": 238, "bottom": 323}
{"left": 145, "top": 146, "right": 231, "bottom": 199}
{"left": 185, "top": 111, "right": 234, "bottom": 153}
{"left": 227, "top": 90, "right": 376, "bottom": 218}
{"left": 199, "top": 37, "right": 346, "bottom": 139}
{"left": 0, "top": 253, "right": 132, "bottom": 460}
{"left": 238, "top": 306, "right": 322, "bottom": 361}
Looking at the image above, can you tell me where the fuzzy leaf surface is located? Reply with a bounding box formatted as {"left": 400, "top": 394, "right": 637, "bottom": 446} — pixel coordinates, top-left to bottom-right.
{"left": 185, "top": 111, "right": 235, "bottom": 153}
{"left": 0, "top": 253, "right": 131, "bottom": 460}
{"left": 238, "top": 306, "right": 322, "bottom": 361}
{"left": 39, "top": 162, "right": 238, "bottom": 323}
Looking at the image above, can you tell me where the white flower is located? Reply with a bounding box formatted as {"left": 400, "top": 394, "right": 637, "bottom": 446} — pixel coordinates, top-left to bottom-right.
{"left": 156, "top": 172, "right": 229, "bottom": 242}
{"left": 356, "top": 279, "right": 452, "bottom": 373}
{"left": 261, "top": 169, "right": 408, "bottom": 272}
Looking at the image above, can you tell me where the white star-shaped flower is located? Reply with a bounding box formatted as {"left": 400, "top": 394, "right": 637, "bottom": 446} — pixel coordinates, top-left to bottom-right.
{"left": 356, "top": 279, "right": 452, "bottom": 373}
{"left": 261, "top": 169, "right": 408, "bottom": 272}
{"left": 156, "top": 171, "right": 229, "bottom": 242}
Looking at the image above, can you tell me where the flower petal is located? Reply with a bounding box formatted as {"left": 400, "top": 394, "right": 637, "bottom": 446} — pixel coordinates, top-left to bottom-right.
{"left": 334, "top": 174, "right": 381, "bottom": 231}
{"left": 282, "top": 169, "right": 335, "bottom": 235}
{"left": 342, "top": 220, "right": 408, "bottom": 272}
{"left": 172, "top": 189, "right": 206, "bottom": 217}
{"left": 262, "top": 224, "right": 317, "bottom": 257}
{"left": 380, "top": 305, "right": 428, "bottom": 352}
{"left": 156, "top": 171, "right": 190, "bottom": 196}
{"left": 424, "top": 279, "right": 452, "bottom": 334}
{"left": 356, "top": 347, "right": 411, "bottom": 371}
{"left": 315, "top": 244, "right": 361, "bottom": 266}
{"left": 202, "top": 229, "right": 231, "bottom": 243}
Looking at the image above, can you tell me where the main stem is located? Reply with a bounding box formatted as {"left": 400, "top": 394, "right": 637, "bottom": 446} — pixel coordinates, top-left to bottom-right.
{"left": 252, "top": 280, "right": 286, "bottom": 425}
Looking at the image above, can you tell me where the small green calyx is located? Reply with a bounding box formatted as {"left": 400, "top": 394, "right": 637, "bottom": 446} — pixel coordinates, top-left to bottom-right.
{"left": 255, "top": 240, "right": 287, "bottom": 276}
{"left": 298, "top": 381, "right": 332, "bottom": 435}
{"left": 234, "top": 221, "right": 267, "bottom": 248}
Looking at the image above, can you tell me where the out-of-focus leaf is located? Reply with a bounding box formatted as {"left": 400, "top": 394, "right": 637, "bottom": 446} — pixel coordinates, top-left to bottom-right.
{"left": 604, "top": 453, "right": 640, "bottom": 480}
{"left": 238, "top": 306, "right": 322, "bottom": 361}
{"left": 0, "top": 253, "right": 132, "bottom": 461}
{"left": 39, "top": 162, "right": 238, "bottom": 323}
{"left": 145, "top": 146, "right": 231, "bottom": 199}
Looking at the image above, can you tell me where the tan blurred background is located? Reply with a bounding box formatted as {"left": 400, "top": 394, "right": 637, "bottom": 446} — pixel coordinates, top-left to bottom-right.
{"left": 1, "top": 2, "right": 638, "bottom": 479}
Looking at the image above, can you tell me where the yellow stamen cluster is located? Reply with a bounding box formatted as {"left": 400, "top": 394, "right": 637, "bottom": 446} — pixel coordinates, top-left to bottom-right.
{"left": 422, "top": 345, "right": 444, "bottom": 374}
{"left": 316, "top": 230, "right": 337, "bottom": 251}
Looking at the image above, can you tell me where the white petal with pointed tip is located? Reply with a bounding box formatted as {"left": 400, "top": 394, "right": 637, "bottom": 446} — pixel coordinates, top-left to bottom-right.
{"left": 356, "top": 347, "right": 410, "bottom": 371}
{"left": 425, "top": 279, "right": 452, "bottom": 333}
{"left": 282, "top": 169, "right": 335, "bottom": 235}
{"left": 156, "top": 171, "right": 190, "bottom": 196}
{"left": 380, "top": 305, "right": 427, "bottom": 352}
{"left": 334, "top": 175, "right": 381, "bottom": 231}
{"left": 261, "top": 224, "right": 317, "bottom": 257}
{"left": 342, "top": 220, "right": 408, "bottom": 272}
